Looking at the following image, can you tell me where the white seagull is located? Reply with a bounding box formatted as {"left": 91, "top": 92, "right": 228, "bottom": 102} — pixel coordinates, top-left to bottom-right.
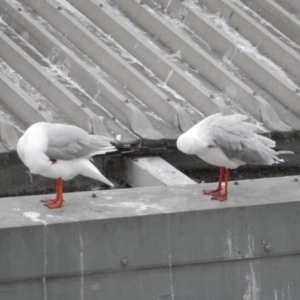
{"left": 177, "top": 113, "right": 283, "bottom": 201}
{"left": 17, "top": 122, "right": 117, "bottom": 208}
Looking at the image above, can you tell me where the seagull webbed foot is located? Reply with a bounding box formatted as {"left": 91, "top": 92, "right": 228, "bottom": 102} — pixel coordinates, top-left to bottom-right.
{"left": 203, "top": 188, "right": 222, "bottom": 196}
{"left": 211, "top": 193, "right": 228, "bottom": 201}
{"left": 44, "top": 197, "right": 64, "bottom": 209}
{"left": 41, "top": 177, "right": 65, "bottom": 208}
{"left": 41, "top": 198, "right": 57, "bottom": 204}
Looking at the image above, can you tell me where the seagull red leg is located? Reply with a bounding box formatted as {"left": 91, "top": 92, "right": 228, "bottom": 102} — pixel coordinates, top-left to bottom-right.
{"left": 41, "top": 178, "right": 60, "bottom": 204}
{"left": 46, "top": 177, "right": 64, "bottom": 209}
{"left": 43, "top": 178, "right": 65, "bottom": 208}
{"left": 212, "top": 168, "right": 229, "bottom": 201}
{"left": 203, "top": 167, "right": 225, "bottom": 196}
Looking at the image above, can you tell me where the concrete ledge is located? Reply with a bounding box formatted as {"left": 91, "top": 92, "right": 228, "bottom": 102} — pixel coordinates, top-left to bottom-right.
{"left": 125, "top": 156, "right": 196, "bottom": 187}
{"left": 1, "top": 176, "right": 300, "bottom": 299}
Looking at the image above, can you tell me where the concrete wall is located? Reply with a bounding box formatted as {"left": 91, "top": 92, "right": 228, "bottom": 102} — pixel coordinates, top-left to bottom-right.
{"left": 1, "top": 176, "right": 300, "bottom": 299}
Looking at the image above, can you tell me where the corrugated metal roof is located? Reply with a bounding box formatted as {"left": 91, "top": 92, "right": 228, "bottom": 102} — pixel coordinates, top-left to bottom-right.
{"left": 0, "top": 0, "right": 299, "bottom": 152}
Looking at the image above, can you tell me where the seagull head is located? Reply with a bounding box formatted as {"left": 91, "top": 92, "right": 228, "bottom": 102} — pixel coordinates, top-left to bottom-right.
{"left": 177, "top": 133, "right": 208, "bottom": 155}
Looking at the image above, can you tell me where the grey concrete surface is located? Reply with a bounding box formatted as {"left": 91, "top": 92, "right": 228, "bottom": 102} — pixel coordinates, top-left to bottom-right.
{"left": 0, "top": 118, "right": 19, "bottom": 151}
{"left": 0, "top": 0, "right": 163, "bottom": 141}
{"left": 112, "top": 0, "right": 293, "bottom": 133}
{"left": 0, "top": 0, "right": 299, "bottom": 295}
{"left": 281, "top": 0, "right": 300, "bottom": 12}
{"left": 241, "top": 0, "right": 300, "bottom": 46}
{"left": 0, "top": 71, "right": 53, "bottom": 126}
{"left": 125, "top": 156, "right": 196, "bottom": 187}
{"left": 198, "top": 0, "right": 300, "bottom": 82}
{"left": 0, "top": 0, "right": 299, "bottom": 148}
{"left": 67, "top": 0, "right": 225, "bottom": 118}
{"left": 1, "top": 176, "right": 300, "bottom": 299}
{"left": 0, "top": 30, "right": 95, "bottom": 133}
{"left": 158, "top": 0, "right": 300, "bottom": 118}
{"left": 20, "top": 0, "right": 191, "bottom": 131}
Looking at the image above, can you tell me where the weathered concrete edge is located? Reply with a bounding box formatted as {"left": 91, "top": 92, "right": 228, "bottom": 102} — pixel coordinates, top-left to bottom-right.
{"left": 124, "top": 156, "right": 196, "bottom": 187}
{"left": 1, "top": 175, "right": 300, "bottom": 282}
{"left": 2, "top": 175, "right": 300, "bottom": 228}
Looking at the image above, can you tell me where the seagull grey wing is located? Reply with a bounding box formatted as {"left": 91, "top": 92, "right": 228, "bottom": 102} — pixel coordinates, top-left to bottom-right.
{"left": 45, "top": 124, "right": 115, "bottom": 160}
{"left": 209, "top": 115, "right": 252, "bottom": 154}
{"left": 210, "top": 115, "right": 280, "bottom": 164}
{"left": 210, "top": 125, "right": 247, "bottom": 161}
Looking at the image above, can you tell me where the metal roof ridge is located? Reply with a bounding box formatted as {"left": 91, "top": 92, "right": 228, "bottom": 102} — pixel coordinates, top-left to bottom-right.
{"left": 67, "top": 0, "right": 226, "bottom": 118}
{"left": 20, "top": 0, "right": 193, "bottom": 130}
{"left": 241, "top": 0, "right": 300, "bottom": 47}
{"left": 161, "top": 0, "right": 300, "bottom": 119}
{"left": 1, "top": 0, "right": 164, "bottom": 141}
{"left": 0, "top": 31, "right": 99, "bottom": 133}
{"left": 112, "top": 0, "right": 292, "bottom": 132}
{"left": 0, "top": 71, "right": 53, "bottom": 125}
{"left": 198, "top": 0, "right": 300, "bottom": 82}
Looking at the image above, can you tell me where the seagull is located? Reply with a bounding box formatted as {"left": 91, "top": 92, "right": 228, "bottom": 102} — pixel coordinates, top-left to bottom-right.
{"left": 177, "top": 113, "right": 283, "bottom": 201}
{"left": 17, "top": 122, "right": 117, "bottom": 208}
